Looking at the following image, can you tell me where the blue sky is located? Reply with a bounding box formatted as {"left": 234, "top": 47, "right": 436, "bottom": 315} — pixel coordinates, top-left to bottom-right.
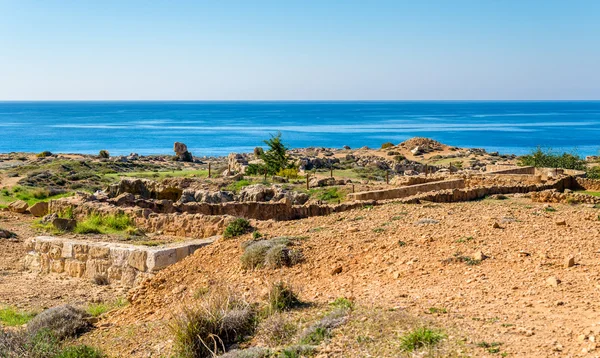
{"left": 1, "top": 0, "right": 599, "bottom": 100}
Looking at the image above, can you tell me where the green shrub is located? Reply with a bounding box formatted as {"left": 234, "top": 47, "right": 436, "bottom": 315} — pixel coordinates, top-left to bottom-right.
{"left": 277, "top": 168, "right": 299, "bottom": 179}
{"left": 36, "top": 151, "right": 53, "bottom": 158}
{"left": 253, "top": 147, "right": 265, "bottom": 158}
{"left": 27, "top": 305, "right": 91, "bottom": 341}
{"left": 330, "top": 297, "right": 354, "bottom": 310}
{"left": 518, "top": 147, "right": 585, "bottom": 170}
{"left": 399, "top": 327, "right": 446, "bottom": 352}
{"left": 98, "top": 150, "right": 110, "bottom": 159}
{"left": 170, "top": 287, "right": 255, "bottom": 358}
{"left": 266, "top": 282, "right": 301, "bottom": 314}
{"left": 381, "top": 142, "right": 394, "bottom": 149}
{"left": 245, "top": 163, "right": 267, "bottom": 176}
{"left": 587, "top": 166, "right": 600, "bottom": 179}
{"left": 223, "top": 218, "right": 252, "bottom": 239}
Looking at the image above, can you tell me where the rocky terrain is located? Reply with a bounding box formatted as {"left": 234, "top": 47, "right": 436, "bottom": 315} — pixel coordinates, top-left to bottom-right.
{"left": 2, "top": 138, "right": 600, "bottom": 357}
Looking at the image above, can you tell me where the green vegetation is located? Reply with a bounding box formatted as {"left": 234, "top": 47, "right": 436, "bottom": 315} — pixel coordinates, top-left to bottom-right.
{"left": 381, "top": 142, "right": 394, "bottom": 149}
{"left": 223, "top": 218, "right": 253, "bottom": 239}
{"left": 581, "top": 191, "right": 600, "bottom": 197}
{"left": 74, "top": 213, "right": 136, "bottom": 235}
{"left": 277, "top": 168, "right": 300, "bottom": 179}
{"left": 427, "top": 307, "right": 447, "bottom": 314}
{"left": 225, "top": 179, "right": 251, "bottom": 193}
{"left": 518, "top": 147, "right": 585, "bottom": 170}
{"left": 36, "top": 151, "right": 53, "bottom": 158}
{"left": 399, "top": 326, "right": 446, "bottom": 352}
{"left": 587, "top": 166, "right": 600, "bottom": 179}
{"left": 309, "top": 187, "right": 345, "bottom": 203}
{"left": 300, "top": 326, "right": 330, "bottom": 345}
{"left": 260, "top": 132, "right": 295, "bottom": 175}
{"left": 330, "top": 297, "right": 354, "bottom": 310}
{"left": 103, "top": 168, "right": 208, "bottom": 181}
{"left": 456, "top": 236, "right": 474, "bottom": 243}
{"left": 98, "top": 150, "right": 110, "bottom": 159}
{"left": 0, "top": 329, "right": 104, "bottom": 358}
{"left": 265, "top": 282, "right": 301, "bottom": 315}
{"left": 0, "top": 186, "right": 73, "bottom": 206}
{"left": 86, "top": 298, "right": 128, "bottom": 317}
{"left": 544, "top": 206, "right": 557, "bottom": 212}
{"left": 0, "top": 306, "right": 37, "bottom": 326}
{"left": 478, "top": 341, "right": 503, "bottom": 354}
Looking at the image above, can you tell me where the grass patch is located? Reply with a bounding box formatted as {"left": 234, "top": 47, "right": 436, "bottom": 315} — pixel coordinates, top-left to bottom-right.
{"left": 308, "top": 187, "right": 346, "bottom": 203}
{"left": 0, "top": 186, "right": 73, "bottom": 206}
{"left": 86, "top": 298, "right": 128, "bottom": 317}
{"left": 399, "top": 326, "right": 446, "bottom": 352}
{"left": 103, "top": 169, "right": 208, "bottom": 181}
{"left": 372, "top": 227, "right": 385, "bottom": 233}
{"left": 223, "top": 218, "right": 253, "bottom": 239}
{"left": 0, "top": 306, "right": 37, "bottom": 326}
{"left": 226, "top": 179, "right": 252, "bottom": 193}
{"left": 455, "top": 236, "right": 474, "bottom": 243}
{"left": 427, "top": 307, "right": 447, "bottom": 314}
{"left": 581, "top": 191, "right": 600, "bottom": 197}
{"left": 74, "top": 213, "right": 135, "bottom": 235}
{"left": 544, "top": 206, "right": 557, "bottom": 212}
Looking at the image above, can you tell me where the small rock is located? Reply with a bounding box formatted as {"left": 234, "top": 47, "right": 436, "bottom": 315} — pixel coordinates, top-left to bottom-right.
{"left": 565, "top": 256, "right": 575, "bottom": 268}
{"left": 347, "top": 227, "right": 359, "bottom": 233}
{"left": 578, "top": 334, "right": 588, "bottom": 342}
{"left": 555, "top": 220, "right": 566, "bottom": 226}
{"left": 331, "top": 266, "right": 343, "bottom": 275}
{"left": 52, "top": 218, "right": 77, "bottom": 232}
{"left": 492, "top": 222, "right": 501, "bottom": 229}
{"left": 472, "top": 251, "right": 487, "bottom": 261}
{"left": 546, "top": 276, "right": 561, "bottom": 287}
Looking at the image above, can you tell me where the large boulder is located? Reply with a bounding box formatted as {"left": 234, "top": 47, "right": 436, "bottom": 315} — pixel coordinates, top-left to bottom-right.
{"left": 173, "top": 142, "right": 193, "bottom": 162}
{"left": 29, "top": 201, "right": 49, "bottom": 217}
{"left": 8, "top": 200, "right": 28, "bottom": 214}
{"left": 107, "top": 178, "right": 182, "bottom": 201}
{"left": 238, "top": 184, "right": 276, "bottom": 202}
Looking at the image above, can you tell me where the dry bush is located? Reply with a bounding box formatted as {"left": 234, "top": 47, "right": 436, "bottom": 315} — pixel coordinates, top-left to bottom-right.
{"left": 256, "top": 313, "right": 297, "bottom": 347}
{"left": 27, "top": 305, "right": 91, "bottom": 340}
{"left": 241, "top": 238, "right": 303, "bottom": 270}
{"left": 92, "top": 275, "right": 109, "bottom": 286}
{"left": 170, "top": 286, "right": 256, "bottom": 358}
{"left": 265, "top": 282, "right": 301, "bottom": 315}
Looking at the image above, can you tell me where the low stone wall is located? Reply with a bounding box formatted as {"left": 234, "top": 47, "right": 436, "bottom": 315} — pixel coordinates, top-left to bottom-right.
{"left": 576, "top": 178, "right": 600, "bottom": 191}
{"left": 531, "top": 189, "right": 600, "bottom": 205}
{"left": 465, "top": 174, "right": 542, "bottom": 187}
{"left": 399, "top": 176, "right": 573, "bottom": 204}
{"left": 24, "top": 236, "right": 214, "bottom": 286}
{"left": 487, "top": 165, "right": 535, "bottom": 175}
{"left": 347, "top": 179, "right": 465, "bottom": 201}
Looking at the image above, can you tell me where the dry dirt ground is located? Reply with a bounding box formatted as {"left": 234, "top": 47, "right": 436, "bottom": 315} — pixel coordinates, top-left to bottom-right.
{"left": 3, "top": 197, "right": 600, "bottom": 357}
{"left": 79, "top": 196, "right": 600, "bottom": 357}
{"left": 0, "top": 212, "right": 126, "bottom": 311}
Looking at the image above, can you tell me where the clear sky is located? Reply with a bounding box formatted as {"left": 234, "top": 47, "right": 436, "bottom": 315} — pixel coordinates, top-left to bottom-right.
{"left": 1, "top": 0, "right": 599, "bottom": 100}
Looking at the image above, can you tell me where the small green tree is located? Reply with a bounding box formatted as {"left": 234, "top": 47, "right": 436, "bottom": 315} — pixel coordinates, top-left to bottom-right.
{"left": 261, "top": 132, "right": 292, "bottom": 175}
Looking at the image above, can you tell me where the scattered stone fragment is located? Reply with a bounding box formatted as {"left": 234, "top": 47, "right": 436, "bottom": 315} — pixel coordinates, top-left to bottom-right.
{"left": 331, "top": 266, "right": 343, "bottom": 275}
{"left": 546, "top": 276, "right": 561, "bottom": 287}
{"left": 565, "top": 256, "right": 575, "bottom": 268}
{"left": 555, "top": 220, "right": 566, "bottom": 226}
{"left": 492, "top": 222, "right": 501, "bottom": 229}
{"left": 8, "top": 200, "right": 29, "bottom": 214}
{"left": 472, "top": 251, "right": 487, "bottom": 261}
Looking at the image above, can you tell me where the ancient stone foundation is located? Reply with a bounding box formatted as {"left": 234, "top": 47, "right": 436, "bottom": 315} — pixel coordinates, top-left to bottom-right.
{"left": 24, "top": 236, "right": 214, "bottom": 286}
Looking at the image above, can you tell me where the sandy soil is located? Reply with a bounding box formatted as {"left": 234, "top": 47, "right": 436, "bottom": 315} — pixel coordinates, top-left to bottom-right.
{"left": 73, "top": 196, "right": 600, "bottom": 357}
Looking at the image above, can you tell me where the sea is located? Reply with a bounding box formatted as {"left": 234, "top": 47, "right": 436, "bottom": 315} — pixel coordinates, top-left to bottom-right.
{"left": 0, "top": 101, "right": 599, "bottom": 157}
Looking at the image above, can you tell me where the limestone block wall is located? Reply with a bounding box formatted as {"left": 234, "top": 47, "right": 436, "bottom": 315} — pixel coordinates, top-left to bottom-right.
{"left": 576, "top": 178, "right": 600, "bottom": 191}
{"left": 487, "top": 165, "right": 535, "bottom": 174}
{"left": 531, "top": 189, "right": 600, "bottom": 204}
{"left": 24, "top": 236, "right": 214, "bottom": 286}
{"left": 347, "top": 179, "right": 465, "bottom": 201}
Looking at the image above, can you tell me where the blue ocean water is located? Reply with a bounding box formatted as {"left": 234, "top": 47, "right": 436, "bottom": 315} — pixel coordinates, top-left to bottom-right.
{"left": 0, "top": 101, "right": 599, "bottom": 157}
